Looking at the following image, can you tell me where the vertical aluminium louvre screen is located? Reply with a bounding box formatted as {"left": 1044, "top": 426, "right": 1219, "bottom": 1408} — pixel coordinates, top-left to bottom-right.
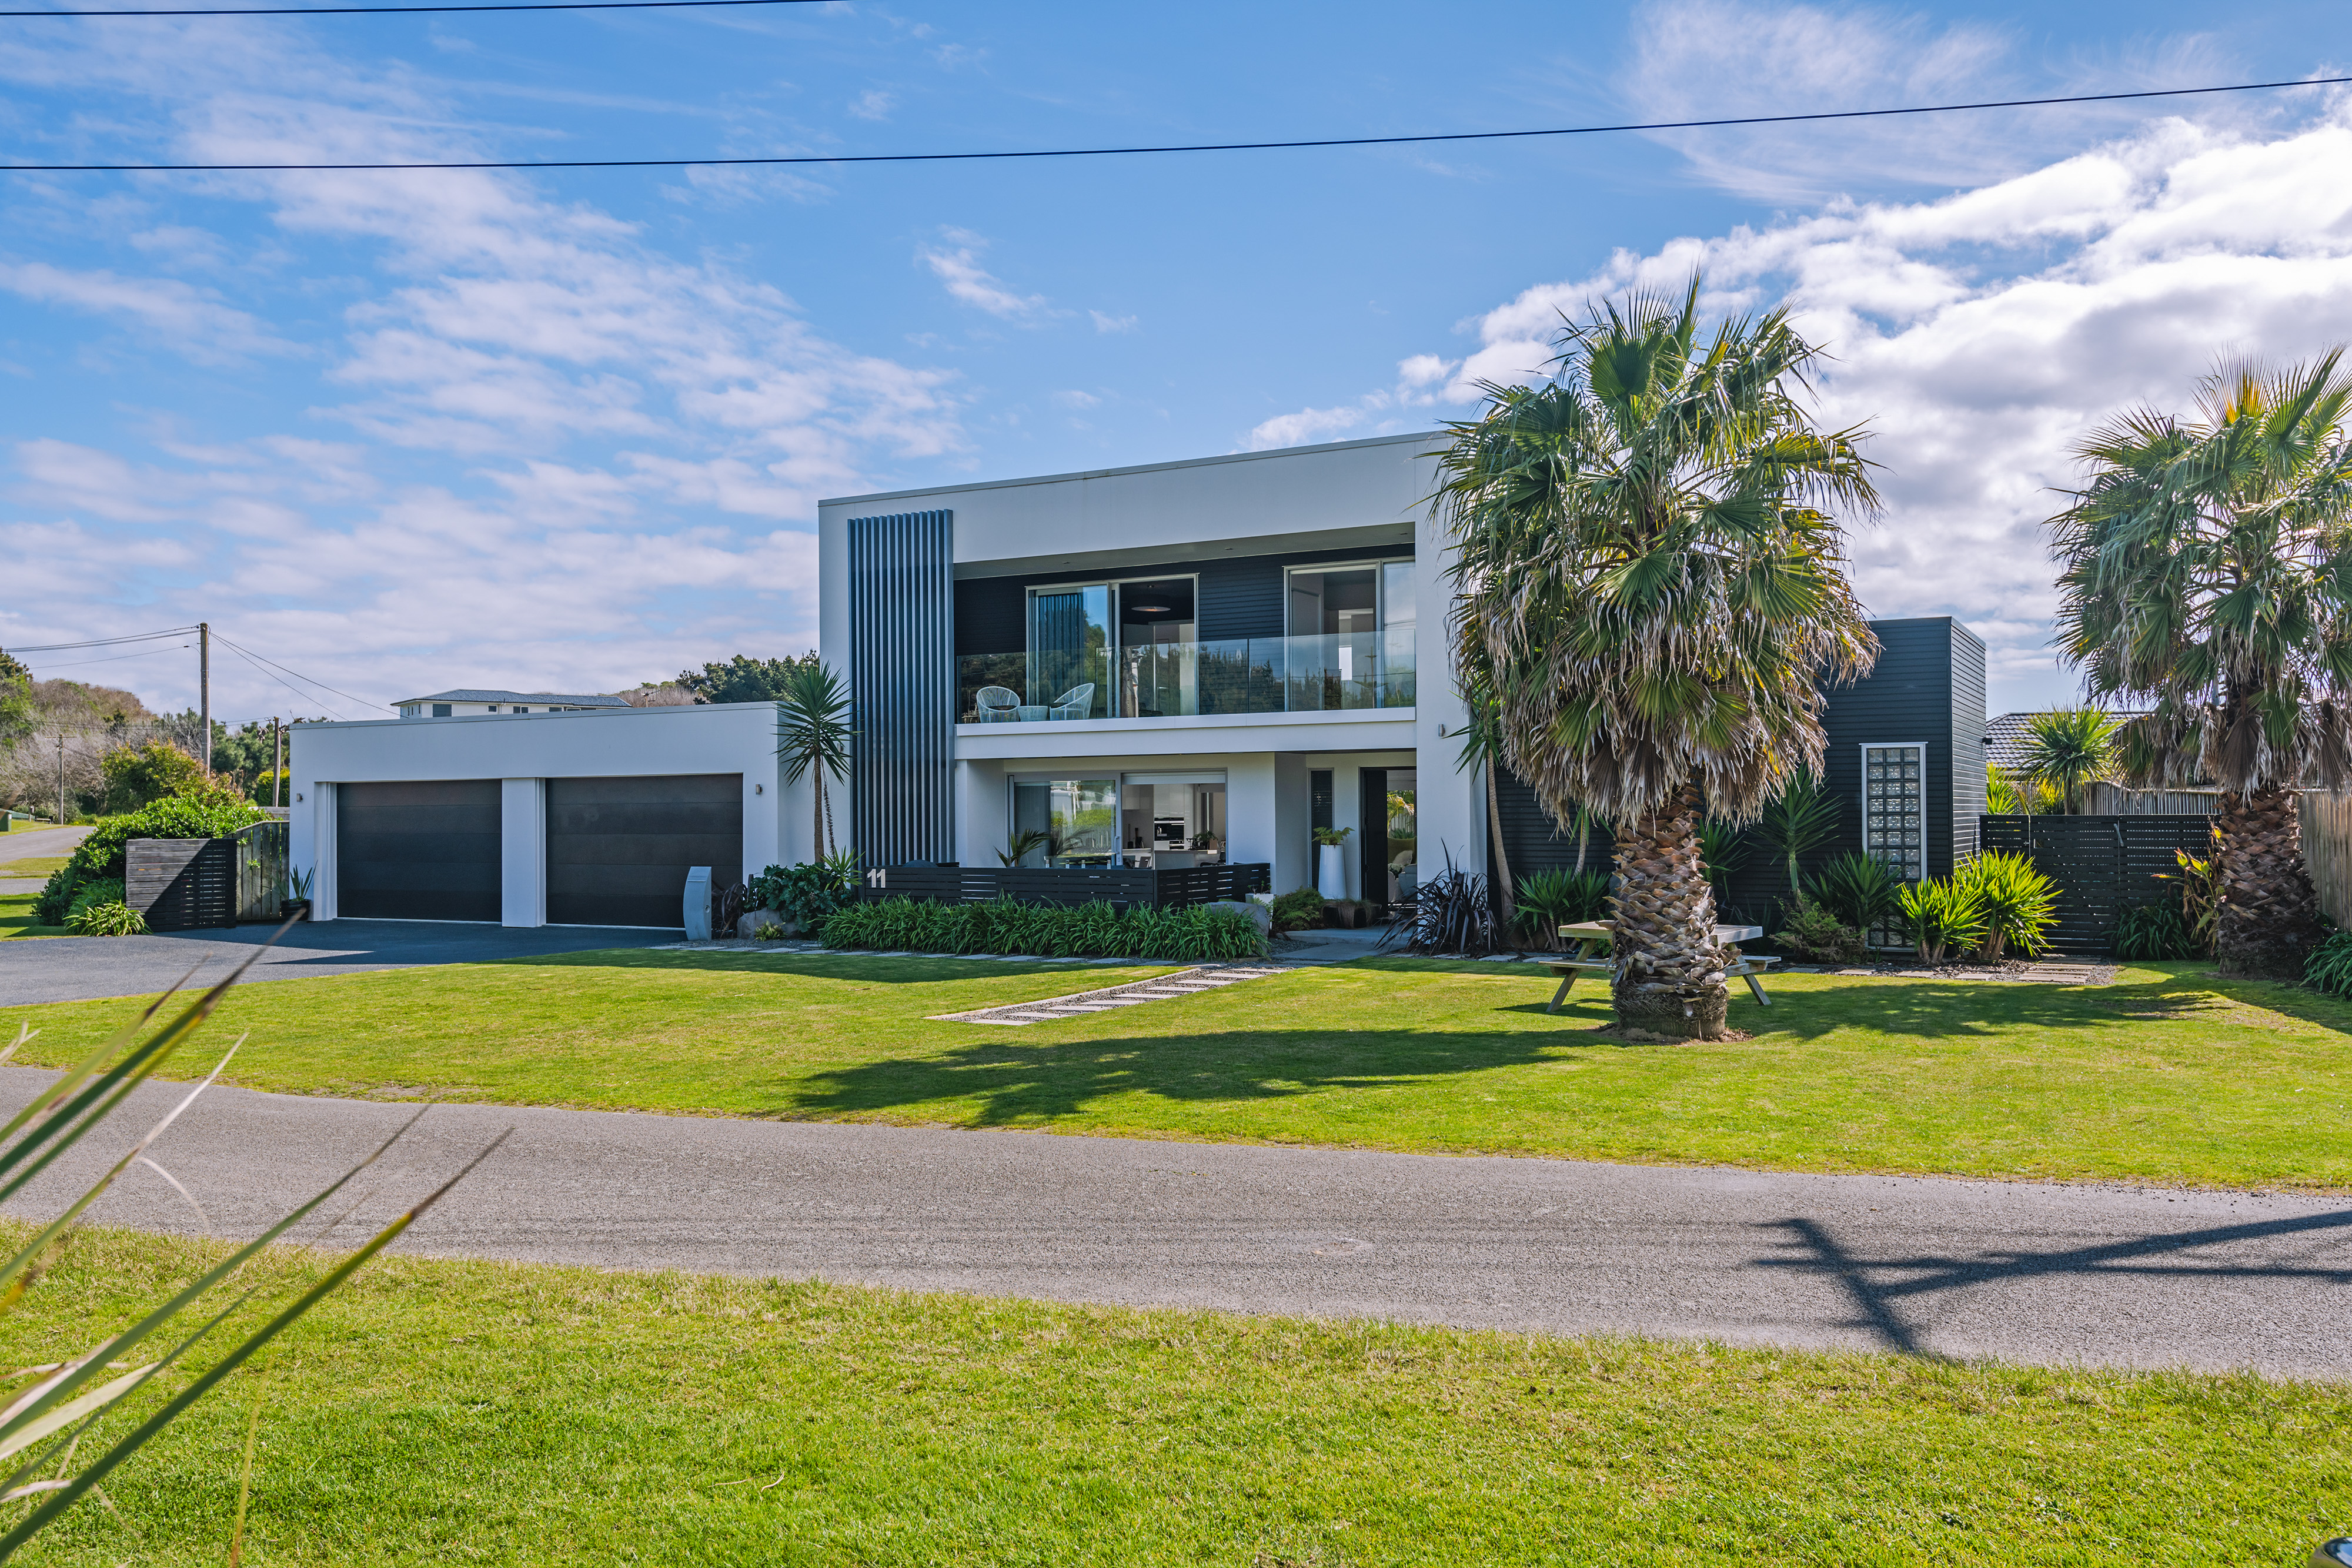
{"left": 850, "top": 509, "right": 954, "bottom": 868}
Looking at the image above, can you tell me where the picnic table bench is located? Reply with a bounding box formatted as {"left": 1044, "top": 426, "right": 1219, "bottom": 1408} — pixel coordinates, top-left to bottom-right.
{"left": 1544, "top": 921, "right": 1778, "bottom": 1013}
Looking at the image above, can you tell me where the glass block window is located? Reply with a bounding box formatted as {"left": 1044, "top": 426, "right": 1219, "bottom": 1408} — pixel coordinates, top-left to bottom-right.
{"left": 1863, "top": 743, "right": 1927, "bottom": 882}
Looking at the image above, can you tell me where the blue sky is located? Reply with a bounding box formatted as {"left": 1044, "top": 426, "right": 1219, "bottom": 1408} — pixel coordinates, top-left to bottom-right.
{"left": 4, "top": 0, "right": 2351, "bottom": 723}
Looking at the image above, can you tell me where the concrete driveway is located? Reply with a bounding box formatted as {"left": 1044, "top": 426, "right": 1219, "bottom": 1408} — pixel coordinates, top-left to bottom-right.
{"left": 4, "top": 1068, "right": 2344, "bottom": 1379}
{"left": 0, "top": 919, "right": 681, "bottom": 1005}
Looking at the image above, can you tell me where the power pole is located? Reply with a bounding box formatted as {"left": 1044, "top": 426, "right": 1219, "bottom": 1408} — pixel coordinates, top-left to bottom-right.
{"left": 54, "top": 734, "right": 64, "bottom": 825}
{"left": 199, "top": 622, "right": 212, "bottom": 774}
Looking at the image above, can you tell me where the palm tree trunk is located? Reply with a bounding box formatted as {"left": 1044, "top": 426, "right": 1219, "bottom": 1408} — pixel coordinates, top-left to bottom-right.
{"left": 1608, "top": 782, "right": 1731, "bottom": 1039}
{"left": 1485, "top": 761, "right": 1517, "bottom": 938}
{"left": 2212, "top": 785, "right": 2320, "bottom": 978}
{"left": 814, "top": 769, "right": 833, "bottom": 861}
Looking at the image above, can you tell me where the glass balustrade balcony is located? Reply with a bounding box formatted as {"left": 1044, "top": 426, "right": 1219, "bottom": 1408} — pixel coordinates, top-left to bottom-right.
{"left": 958, "top": 630, "right": 1414, "bottom": 724}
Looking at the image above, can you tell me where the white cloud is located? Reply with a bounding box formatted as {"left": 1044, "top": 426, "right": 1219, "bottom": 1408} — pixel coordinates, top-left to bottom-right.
{"left": 1282, "top": 109, "right": 2352, "bottom": 709}
{"left": 1090, "top": 310, "right": 1139, "bottom": 334}
{"left": 0, "top": 262, "right": 293, "bottom": 362}
{"left": 847, "top": 88, "right": 896, "bottom": 121}
{"left": 920, "top": 229, "right": 1048, "bottom": 319}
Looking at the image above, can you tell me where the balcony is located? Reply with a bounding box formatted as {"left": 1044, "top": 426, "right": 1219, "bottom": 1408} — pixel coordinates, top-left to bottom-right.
{"left": 957, "top": 630, "right": 1415, "bottom": 724}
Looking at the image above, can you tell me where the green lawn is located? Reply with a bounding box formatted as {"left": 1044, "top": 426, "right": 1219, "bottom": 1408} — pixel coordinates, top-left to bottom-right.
{"left": 0, "top": 890, "right": 66, "bottom": 940}
{"left": 0, "top": 854, "right": 68, "bottom": 878}
{"left": 3, "top": 1226, "right": 2343, "bottom": 1566}
{"left": 6, "top": 951, "right": 2350, "bottom": 1189}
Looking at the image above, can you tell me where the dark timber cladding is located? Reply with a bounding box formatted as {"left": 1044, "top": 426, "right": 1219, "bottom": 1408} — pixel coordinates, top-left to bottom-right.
{"left": 547, "top": 774, "right": 743, "bottom": 928}
{"left": 1485, "top": 616, "right": 1986, "bottom": 928}
{"left": 851, "top": 509, "right": 954, "bottom": 865}
{"left": 337, "top": 780, "right": 500, "bottom": 921}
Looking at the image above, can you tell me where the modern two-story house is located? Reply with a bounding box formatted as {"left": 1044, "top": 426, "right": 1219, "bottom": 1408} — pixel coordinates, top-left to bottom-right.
{"left": 286, "top": 431, "right": 1984, "bottom": 930}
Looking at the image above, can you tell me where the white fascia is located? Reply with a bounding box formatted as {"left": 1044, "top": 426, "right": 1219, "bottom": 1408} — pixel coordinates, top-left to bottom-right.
{"left": 954, "top": 707, "right": 1414, "bottom": 761}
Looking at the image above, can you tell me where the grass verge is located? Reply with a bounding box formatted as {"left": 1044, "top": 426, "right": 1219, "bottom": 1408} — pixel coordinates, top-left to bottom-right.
{"left": 0, "top": 891, "right": 67, "bottom": 940}
{"left": 3, "top": 1225, "right": 2344, "bottom": 1566}
{"left": 5, "top": 952, "right": 2350, "bottom": 1189}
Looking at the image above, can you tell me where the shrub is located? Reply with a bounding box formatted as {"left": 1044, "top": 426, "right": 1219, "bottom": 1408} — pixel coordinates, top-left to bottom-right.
{"left": 2114, "top": 902, "right": 2192, "bottom": 961}
{"left": 66, "top": 900, "right": 145, "bottom": 937}
{"left": 821, "top": 896, "right": 1269, "bottom": 962}
{"left": 747, "top": 852, "right": 858, "bottom": 933}
{"left": 1382, "top": 861, "right": 1497, "bottom": 955}
{"left": 2156, "top": 847, "right": 2218, "bottom": 958}
{"left": 1513, "top": 868, "right": 1609, "bottom": 948}
{"left": 99, "top": 739, "right": 205, "bottom": 811}
{"left": 1813, "top": 852, "right": 1903, "bottom": 934}
{"left": 2305, "top": 929, "right": 2352, "bottom": 997}
{"left": 38, "top": 784, "right": 268, "bottom": 923}
{"left": 1953, "top": 851, "right": 2059, "bottom": 961}
{"left": 1268, "top": 887, "right": 1324, "bottom": 933}
{"left": 1897, "top": 877, "right": 1989, "bottom": 964}
{"left": 1773, "top": 895, "right": 1867, "bottom": 965}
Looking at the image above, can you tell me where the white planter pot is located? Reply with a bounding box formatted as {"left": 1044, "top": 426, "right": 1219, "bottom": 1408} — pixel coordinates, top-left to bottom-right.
{"left": 1317, "top": 843, "right": 1347, "bottom": 901}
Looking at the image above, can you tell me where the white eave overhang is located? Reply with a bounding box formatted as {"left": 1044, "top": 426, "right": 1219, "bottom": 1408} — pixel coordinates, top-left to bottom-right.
{"left": 953, "top": 706, "right": 1415, "bottom": 761}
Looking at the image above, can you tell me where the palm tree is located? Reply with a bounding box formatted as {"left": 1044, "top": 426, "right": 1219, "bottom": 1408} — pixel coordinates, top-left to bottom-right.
{"left": 2049, "top": 353, "right": 2352, "bottom": 978}
{"left": 1452, "top": 649, "right": 1517, "bottom": 928}
{"left": 1434, "top": 275, "right": 1881, "bottom": 1038}
{"left": 774, "top": 662, "right": 851, "bottom": 861}
{"left": 2017, "top": 708, "right": 2116, "bottom": 814}
{"left": 1752, "top": 767, "right": 1840, "bottom": 897}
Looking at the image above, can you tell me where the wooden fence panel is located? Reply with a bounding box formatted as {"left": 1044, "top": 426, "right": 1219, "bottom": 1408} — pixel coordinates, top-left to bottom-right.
{"left": 2299, "top": 794, "right": 2352, "bottom": 928}
{"left": 859, "top": 863, "right": 1270, "bottom": 910}
{"left": 126, "top": 838, "right": 237, "bottom": 931}
{"left": 232, "top": 821, "right": 288, "bottom": 922}
{"left": 1977, "top": 815, "right": 2215, "bottom": 955}
{"left": 2082, "top": 783, "right": 2223, "bottom": 816}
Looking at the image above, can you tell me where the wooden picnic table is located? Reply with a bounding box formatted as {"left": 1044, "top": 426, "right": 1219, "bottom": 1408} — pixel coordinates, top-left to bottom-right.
{"left": 1545, "top": 921, "right": 1777, "bottom": 1013}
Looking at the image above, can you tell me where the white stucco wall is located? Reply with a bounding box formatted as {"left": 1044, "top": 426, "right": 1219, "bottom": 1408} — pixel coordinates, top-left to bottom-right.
{"left": 289, "top": 704, "right": 787, "bottom": 923}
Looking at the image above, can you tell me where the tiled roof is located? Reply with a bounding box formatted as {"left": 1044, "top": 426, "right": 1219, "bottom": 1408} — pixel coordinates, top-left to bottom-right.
{"left": 1983, "top": 710, "right": 2142, "bottom": 775}
{"left": 395, "top": 689, "right": 631, "bottom": 708}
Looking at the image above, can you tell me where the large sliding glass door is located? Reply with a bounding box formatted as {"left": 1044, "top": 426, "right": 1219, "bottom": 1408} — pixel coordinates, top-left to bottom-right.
{"left": 1285, "top": 560, "right": 1415, "bottom": 710}
{"left": 1028, "top": 585, "right": 1112, "bottom": 720}
{"left": 1029, "top": 576, "right": 1198, "bottom": 720}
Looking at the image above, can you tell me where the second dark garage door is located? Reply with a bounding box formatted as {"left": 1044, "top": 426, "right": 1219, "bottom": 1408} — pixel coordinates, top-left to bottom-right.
{"left": 337, "top": 780, "right": 502, "bottom": 922}
{"left": 547, "top": 774, "right": 743, "bottom": 928}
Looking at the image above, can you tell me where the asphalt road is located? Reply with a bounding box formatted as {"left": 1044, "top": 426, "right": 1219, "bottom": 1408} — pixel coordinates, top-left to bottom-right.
{"left": 5, "top": 1067, "right": 2344, "bottom": 1379}
{"left": 0, "top": 919, "right": 682, "bottom": 1005}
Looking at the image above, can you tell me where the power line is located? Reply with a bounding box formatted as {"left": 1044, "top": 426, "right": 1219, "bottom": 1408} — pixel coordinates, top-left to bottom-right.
{"left": 213, "top": 638, "right": 356, "bottom": 718}
{"left": 211, "top": 631, "right": 379, "bottom": 715}
{"left": 2, "top": 0, "right": 818, "bottom": 15}
{"left": 19, "top": 645, "right": 193, "bottom": 673}
{"left": 3, "top": 74, "right": 2343, "bottom": 173}
{"left": 5, "top": 626, "right": 201, "bottom": 652}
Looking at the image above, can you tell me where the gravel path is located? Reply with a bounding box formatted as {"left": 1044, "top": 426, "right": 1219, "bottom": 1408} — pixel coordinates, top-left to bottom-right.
{"left": 4, "top": 1067, "right": 2344, "bottom": 1379}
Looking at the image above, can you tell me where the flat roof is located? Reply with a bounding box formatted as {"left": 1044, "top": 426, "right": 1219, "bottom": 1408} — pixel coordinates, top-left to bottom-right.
{"left": 818, "top": 430, "right": 1443, "bottom": 510}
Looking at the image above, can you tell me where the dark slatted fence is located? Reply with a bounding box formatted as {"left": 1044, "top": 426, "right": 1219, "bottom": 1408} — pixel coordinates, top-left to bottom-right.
{"left": 861, "top": 862, "right": 1269, "bottom": 908}
{"left": 1979, "top": 815, "right": 2216, "bottom": 955}
{"left": 127, "top": 838, "right": 238, "bottom": 931}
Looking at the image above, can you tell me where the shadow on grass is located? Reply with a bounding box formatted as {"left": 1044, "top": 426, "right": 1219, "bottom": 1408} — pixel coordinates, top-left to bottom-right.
{"left": 514, "top": 948, "right": 1179, "bottom": 987}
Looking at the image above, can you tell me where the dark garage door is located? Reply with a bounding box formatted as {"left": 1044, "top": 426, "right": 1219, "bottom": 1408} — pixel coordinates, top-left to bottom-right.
{"left": 337, "top": 780, "right": 502, "bottom": 922}
{"left": 547, "top": 774, "right": 743, "bottom": 928}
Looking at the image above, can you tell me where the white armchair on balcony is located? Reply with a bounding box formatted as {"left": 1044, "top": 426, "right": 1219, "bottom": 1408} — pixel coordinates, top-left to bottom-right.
{"left": 1048, "top": 683, "right": 1095, "bottom": 721}
{"left": 974, "top": 685, "right": 1021, "bottom": 723}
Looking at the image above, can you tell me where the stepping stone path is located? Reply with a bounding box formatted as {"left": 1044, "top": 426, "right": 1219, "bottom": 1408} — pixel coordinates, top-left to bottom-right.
{"left": 929, "top": 965, "right": 1289, "bottom": 1027}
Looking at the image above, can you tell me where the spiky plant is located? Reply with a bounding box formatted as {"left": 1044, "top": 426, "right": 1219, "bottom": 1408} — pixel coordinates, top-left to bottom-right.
{"left": 2049, "top": 352, "right": 2352, "bottom": 977}
{"left": 2019, "top": 708, "right": 2118, "bottom": 814}
{"left": 774, "top": 663, "right": 852, "bottom": 861}
{"left": 1436, "top": 275, "right": 1880, "bottom": 1037}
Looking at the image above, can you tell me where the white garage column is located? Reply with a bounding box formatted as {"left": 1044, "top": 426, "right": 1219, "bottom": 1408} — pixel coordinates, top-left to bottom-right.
{"left": 954, "top": 759, "right": 1009, "bottom": 867}
{"left": 309, "top": 783, "right": 339, "bottom": 922}
{"left": 501, "top": 778, "right": 547, "bottom": 927}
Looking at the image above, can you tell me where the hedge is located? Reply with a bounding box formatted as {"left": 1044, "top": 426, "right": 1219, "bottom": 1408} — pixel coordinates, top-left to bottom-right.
{"left": 36, "top": 786, "right": 267, "bottom": 925}
{"left": 820, "top": 896, "right": 1268, "bottom": 962}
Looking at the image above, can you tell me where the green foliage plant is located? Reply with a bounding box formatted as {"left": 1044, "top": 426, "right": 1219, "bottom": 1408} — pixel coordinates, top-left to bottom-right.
{"left": 1268, "top": 887, "right": 1324, "bottom": 933}
{"left": 1985, "top": 764, "right": 2063, "bottom": 816}
{"left": 1696, "top": 817, "right": 1745, "bottom": 909}
{"left": 2114, "top": 902, "right": 2192, "bottom": 961}
{"left": 35, "top": 784, "right": 266, "bottom": 925}
{"left": 677, "top": 653, "right": 819, "bottom": 705}
{"left": 1310, "top": 826, "right": 1352, "bottom": 848}
{"left": 1755, "top": 770, "right": 1842, "bottom": 896}
{"left": 98, "top": 740, "right": 206, "bottom": 813}
{"left": 1512, "top": 868, "right": 1609, "bottom": 948}
{"left": 0, "top": 941, "right": 496, "bottom": 1556}
{"left": 2303, "top": 928, "right": 2352, "bottom": 997}
{"left": 1953, "top": 851, "right": 2060, "bottom": 961}
{"left": 2019, "top": 708, "right": 2119, "bottom": 814}
{"left": 746, "top": 854, "right": 857, "bottom": 935}
{"left": 1812, "top": 852, "right": 1902, "bottom": 935}
{"left": 1772, "top": 896, "right": 1867, "bottom": 965}
{"left": 997, "top": 830, "right": 1053, "bottom": 867}
{"left": 2049, "top": 351, "right": 2352, "bottom": 977}
{"left": 1897, "top": 877, "right": 1988, "bottom": 964}
{"left": 65, "top": 900, "right": 145, "bottom": 937}
{"left": 820, "top": 896, "right": 1268, "bottom": 962}
{"left": 773, "top": 663, "right": 851, "bottom": 860}
{"left": 2156, "top": 847, "right": 2219, "bottom": 958}
{"left": 1434, "top": 273, "right": 1880, "bottom": 1039}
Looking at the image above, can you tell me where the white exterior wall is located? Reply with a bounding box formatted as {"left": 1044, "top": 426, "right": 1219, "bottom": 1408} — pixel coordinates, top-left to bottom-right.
{"left": 817, "top": 431, "right": 1475, "bottom": 880}
{"left": 289, "top": 704, "right": 786, "bottom": 923}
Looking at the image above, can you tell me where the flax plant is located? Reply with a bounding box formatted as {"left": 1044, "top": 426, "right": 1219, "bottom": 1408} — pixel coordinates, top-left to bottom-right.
{"left": 1434, "top": 275, "right": 1880, "bottom": 1037}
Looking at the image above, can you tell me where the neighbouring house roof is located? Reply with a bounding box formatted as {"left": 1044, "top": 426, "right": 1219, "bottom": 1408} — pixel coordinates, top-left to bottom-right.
{"left": 1983, "top": 711, "right": 2039, "bottom": 775}
{"left": 393, "top": 689, "right": 631, "bottom": 708}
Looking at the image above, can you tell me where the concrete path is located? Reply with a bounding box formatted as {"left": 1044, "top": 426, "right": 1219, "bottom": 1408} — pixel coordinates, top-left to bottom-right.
{"left": 4, "top": 1068, "right": 2344, "bottom": 1379}
{"left": 0, "top": 919, "right": 681, "bottom": 1005}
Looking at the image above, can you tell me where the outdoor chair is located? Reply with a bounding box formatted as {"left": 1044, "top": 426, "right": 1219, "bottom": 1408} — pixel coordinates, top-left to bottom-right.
{"left": 1049, "top": 683, "right": 1096, "bottom": 721}
{"left": 974, "top": 685, "right": 1021, "bottom": 723}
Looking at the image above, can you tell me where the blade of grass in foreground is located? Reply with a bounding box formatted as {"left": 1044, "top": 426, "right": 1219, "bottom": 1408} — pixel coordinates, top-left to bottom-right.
{"left": 0, "top": 1128, "right": 515, "bottom": 1559}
